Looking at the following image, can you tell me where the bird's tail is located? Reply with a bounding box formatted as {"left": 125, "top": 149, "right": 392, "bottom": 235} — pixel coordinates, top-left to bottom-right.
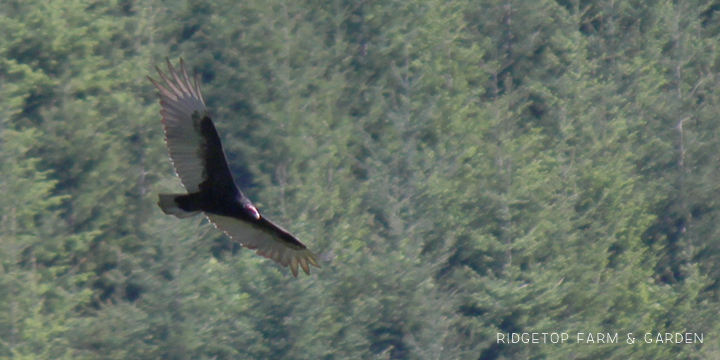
{"left": 158, "top": 193, "right": 202, "bottom": 218}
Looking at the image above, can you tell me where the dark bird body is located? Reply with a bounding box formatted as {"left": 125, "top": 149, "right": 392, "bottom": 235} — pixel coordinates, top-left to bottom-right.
{"left": 149, "top": 59, "right": 319, "bottom": 276}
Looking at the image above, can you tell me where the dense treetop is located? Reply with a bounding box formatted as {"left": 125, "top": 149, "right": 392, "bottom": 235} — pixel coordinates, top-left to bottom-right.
{"left": 1, "top": 0, "right": 719, "bottom": 359}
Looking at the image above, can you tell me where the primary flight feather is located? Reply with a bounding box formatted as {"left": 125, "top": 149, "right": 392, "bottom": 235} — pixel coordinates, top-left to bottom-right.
{"left": 149, "top": 58, "right": 320, "bottom": 277}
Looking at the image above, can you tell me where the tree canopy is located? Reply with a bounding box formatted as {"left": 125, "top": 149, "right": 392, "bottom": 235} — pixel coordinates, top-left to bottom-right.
{"left": 1, "top": 0, "right": 719, "bottom": 359}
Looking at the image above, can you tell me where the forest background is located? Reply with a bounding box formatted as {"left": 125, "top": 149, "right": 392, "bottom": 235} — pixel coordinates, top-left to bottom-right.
{"left": 1, "top": 0, "right": 720, "bottom": 359}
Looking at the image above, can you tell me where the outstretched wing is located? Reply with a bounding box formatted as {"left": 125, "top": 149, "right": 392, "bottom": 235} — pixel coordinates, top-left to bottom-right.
{"left": 150, "top": 59, "right": 320, "bottom": 277}
{"left": 148, "top": 58, "right": 211, "bottom": 192}
{"left": 206, "top": 214, "right": 321, "bottom": 277}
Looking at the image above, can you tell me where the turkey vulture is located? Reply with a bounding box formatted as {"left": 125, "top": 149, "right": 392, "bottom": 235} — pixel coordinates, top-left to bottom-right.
{"left": 148, "top": 59, "right": 320, "bottom": 277}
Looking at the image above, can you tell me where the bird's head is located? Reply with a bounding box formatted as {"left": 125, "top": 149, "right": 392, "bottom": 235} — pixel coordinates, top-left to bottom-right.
{"left": 244, "top": 202, "right": 260, "bottom": 220}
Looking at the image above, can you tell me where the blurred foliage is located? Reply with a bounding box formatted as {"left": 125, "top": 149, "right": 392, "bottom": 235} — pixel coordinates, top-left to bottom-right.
{"left": 0, "top": 0, "right": 719, "bottom": 359}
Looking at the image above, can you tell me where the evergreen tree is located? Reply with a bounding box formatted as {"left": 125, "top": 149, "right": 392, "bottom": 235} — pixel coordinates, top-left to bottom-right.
{"left": 0, "top": 0, "right": 718, "bottom": 358}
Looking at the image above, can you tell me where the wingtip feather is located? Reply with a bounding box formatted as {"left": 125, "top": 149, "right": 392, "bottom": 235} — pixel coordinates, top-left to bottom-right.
{"left": 290, "top": 258, "right": 299, "bottom": 277}
{"left": 298, "top": 257, "right": 309, "bottom": 275}
{"left": 307, "top": 254, "right": 321, "bottom": 269}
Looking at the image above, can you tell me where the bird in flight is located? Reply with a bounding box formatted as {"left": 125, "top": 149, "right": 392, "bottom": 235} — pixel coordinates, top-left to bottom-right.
{"left": 148, "top": 58, "right": 320, "bottom": 277}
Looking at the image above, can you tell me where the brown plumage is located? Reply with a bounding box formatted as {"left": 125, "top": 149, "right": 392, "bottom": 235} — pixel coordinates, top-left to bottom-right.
{"left": 149, "top": 58, "right": 320, "bottom": 277}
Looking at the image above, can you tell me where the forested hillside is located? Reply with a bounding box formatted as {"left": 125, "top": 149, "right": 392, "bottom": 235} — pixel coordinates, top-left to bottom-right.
{"left": 1, "top": 0, "right": 720, "bottom": 358}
